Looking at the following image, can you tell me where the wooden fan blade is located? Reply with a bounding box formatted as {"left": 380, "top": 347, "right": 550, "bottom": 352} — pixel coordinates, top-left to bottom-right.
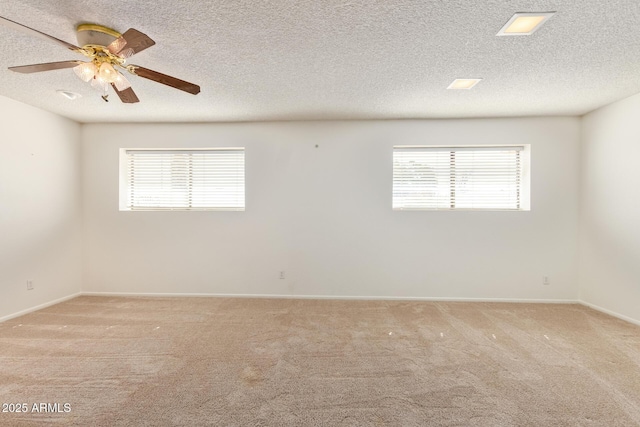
{"left": 0, "top": 15, "right": 81, "bottom": 52}
{"left": 130, "top": 65, "right": 200, "bottom": 95}
{"left": 110, "top": 84, "right": 140, "bottom": 103}
{"left": 108, "top": 28, "right": 155, "bottom": 57}
{"left": 9, "top": 60, "right": 83, "bottom": 73}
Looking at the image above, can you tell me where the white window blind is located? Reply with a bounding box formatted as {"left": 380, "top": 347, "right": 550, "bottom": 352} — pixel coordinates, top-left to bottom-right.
{"left": 123, "top": 149, "right": 245, "bottom": 211}
{"left": 393, "top": 146, "right": 526, "bottom": 210}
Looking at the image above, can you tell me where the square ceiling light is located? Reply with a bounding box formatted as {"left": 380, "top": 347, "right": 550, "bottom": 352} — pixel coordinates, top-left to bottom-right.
{"left": 497, "top": 12, "right": 555, "bottom": 36}
{"left": 447, "top": 79, "right": 482, "bottom": 90}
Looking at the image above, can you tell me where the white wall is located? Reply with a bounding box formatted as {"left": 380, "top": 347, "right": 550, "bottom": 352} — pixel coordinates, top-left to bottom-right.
{"left": 82, "top": 118, "right": 580, "bottom": 301}
{"left": 580, "top": 93, "right": 640, "bottom": 323}
{"left": 0, "top": 96, "right": 82, "bottom": 320}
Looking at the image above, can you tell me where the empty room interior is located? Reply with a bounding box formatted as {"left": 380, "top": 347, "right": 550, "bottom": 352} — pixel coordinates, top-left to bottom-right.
{"left": 1, "top": 0, "right": 640, "bottom": 425}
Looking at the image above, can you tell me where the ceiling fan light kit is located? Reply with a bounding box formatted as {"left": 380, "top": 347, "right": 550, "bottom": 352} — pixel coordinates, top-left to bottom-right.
{"left": 0, "top": 16, "right": 201, "bottom": 103}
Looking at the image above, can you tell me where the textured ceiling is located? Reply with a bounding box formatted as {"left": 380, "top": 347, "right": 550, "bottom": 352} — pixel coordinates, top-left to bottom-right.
{"left": 0, "top": 0, "right": 639, "bottom": 123}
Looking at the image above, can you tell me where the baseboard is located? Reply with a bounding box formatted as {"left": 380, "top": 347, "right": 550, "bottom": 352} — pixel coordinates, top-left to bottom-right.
{"left": 0, "top": 293, "right": 82, "bottom": 323}
{"left": 579, "top": 300, "right": 640, "bottom": 327}
{"left": 81, "top": 291, "right": 578, "bottom": 304}
{"left": 6, "top": 293, "right": 636, "bottom": 327}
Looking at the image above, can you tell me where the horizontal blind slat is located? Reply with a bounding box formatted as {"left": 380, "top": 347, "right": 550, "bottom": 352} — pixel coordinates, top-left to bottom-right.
{"left": 126, "top": 149, "right": 245, "bottom": 210}
{"left": 393, "top": 146, "right": 523, "bottom": 210}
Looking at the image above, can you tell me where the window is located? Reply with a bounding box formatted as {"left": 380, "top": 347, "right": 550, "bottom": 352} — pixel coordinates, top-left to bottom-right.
{"left": 120, "top": 148, "right": 245, "bottom": 211}
{"left": 393, "top": 145, "right": 529, "bottom": 210}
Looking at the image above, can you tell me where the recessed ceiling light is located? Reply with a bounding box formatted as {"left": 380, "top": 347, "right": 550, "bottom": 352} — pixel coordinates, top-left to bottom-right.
{"left": 497, "top": 12, "right": 555, "bottom": 36}
{"left": 56, "top": 90, "right": 82, "bottom": 100}
{"left": 447, "top": 79, "right": 482, "bottom": 90}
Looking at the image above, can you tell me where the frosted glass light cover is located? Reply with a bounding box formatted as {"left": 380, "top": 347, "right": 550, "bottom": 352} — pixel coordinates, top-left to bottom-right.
{"left": 99, "top": 62, "right": 118, "bottom": 83}
{"left": 90, "top": 76, "right": 109, "bottom": 94}
{"left": 73, "top": 62, "right": 97, "bottom": 82}
{"left": 113, "top": 72, "right": 131, "bottom": 91}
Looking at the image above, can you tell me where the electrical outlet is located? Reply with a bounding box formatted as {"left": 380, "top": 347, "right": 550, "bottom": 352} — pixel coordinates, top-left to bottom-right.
{"left": 26, "top": 280, "right": 34, "bottom": 290}
{"left": 543, "top": 276, "right": 550, "bottom": 286}
{"left": 279, "top": 271, "right": 285, "bottom": 280}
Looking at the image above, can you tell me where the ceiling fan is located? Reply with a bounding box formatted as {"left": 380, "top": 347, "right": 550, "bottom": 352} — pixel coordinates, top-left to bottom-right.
{"left": 0, "top": 15, "right": 200, "bottom": 103}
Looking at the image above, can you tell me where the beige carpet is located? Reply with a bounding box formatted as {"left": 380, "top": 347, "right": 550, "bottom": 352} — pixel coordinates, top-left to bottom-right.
{"left": 1, "top": 296, "right": 640, "bottom": 426}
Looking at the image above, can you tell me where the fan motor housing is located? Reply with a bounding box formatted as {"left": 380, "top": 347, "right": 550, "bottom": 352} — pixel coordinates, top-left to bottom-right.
{"left": 76, "top": 24, "right": 121, "bottom": 47}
